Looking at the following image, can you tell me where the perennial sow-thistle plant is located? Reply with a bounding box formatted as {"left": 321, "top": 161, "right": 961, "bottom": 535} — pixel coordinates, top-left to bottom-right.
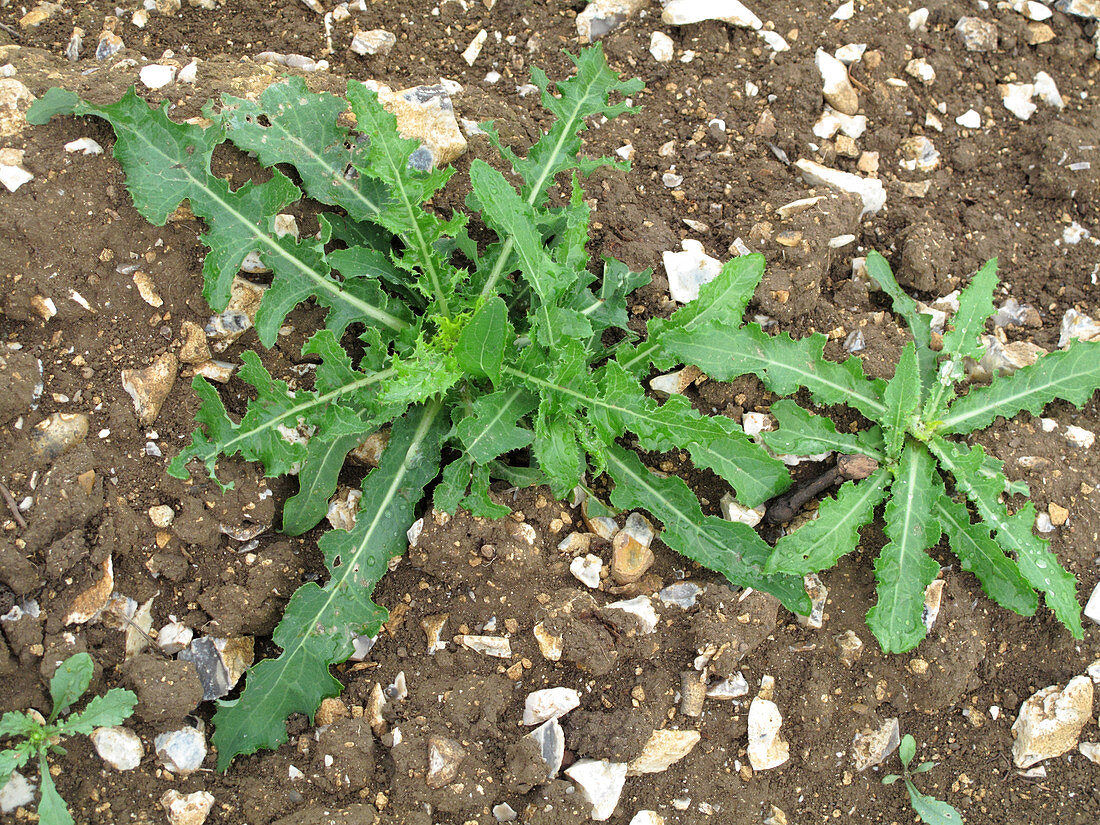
{"left": 27, "top": 45, "right": 1100, "bottom": 769}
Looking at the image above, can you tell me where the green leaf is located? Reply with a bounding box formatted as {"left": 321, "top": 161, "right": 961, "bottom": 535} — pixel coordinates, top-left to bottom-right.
{"left": 905, "top": 780, "right": 964, "bottom": 825}
{"left": 866, "top": 442, "right": 942, "bottom": 653}
{"left": 30, "top": 86, "right": 409, "bottom": 332}
{"left": 61, "top": 690, "right": 137, "bottom": 736}
{"left": 0, "top": 747, "right": 31, "bottom": 788}
{"left": 664, "top": 323, "right": 887, "bottom": 420}
{"left": 618, "top": 254, "right": 763, "bottom": 375}
{"left": 36, "top": 755, "right": 74, "bottom": 825}
{"left": 212, "top": 402, "right": 445, "bottom": 770}
{"left": 492, "top": 44, "right": 642, "bottom": 209}
{"left": 596, "top": 361, "right": 790, "bottom": 507}
{"left": 942, "top": 259, "right": 997, "bottom": 365}
{"left": 169, "top": 351, "right": 376, "bottom": 488}
{"left": 932, "top": 494, "right": 1037, "bottom": 617}
{"left": 345, "top": 82, "right": 459, "bottom": 314}
{"left": 48, "top": 654, "right": 92, "bottom": 722}
{"left": 281, "top": 434, "right": 363, "bottom": 537}
{"left": 469, "top": 160, "right": 570, "bottom": 348}
{"left": 940, "top": 340, "right": 1100, "bottom": 434}
{"left": 434, "top": 456, "right": 471, "bottom": 514}
{"left": 899, "top": 734, "right": 916, "bottom": 767}
{"left": 761, "top": 400, "right": 885, "bottom": 460}
{"left": 25, "top": 87, "right": 80, "bottom": 124}
{"left": 882, "top": 343, "right": 921, "bottom": 458}
{"left": 212, "top": 78, "right": 390, "bottom": 221}
{"left": 930, "top": 438, "right": 1082, "bottom": 637}
{"left": 605, "top": 446, "right": 810, "bottom": 614}
{"left": 767, "top": 470, "right": 891, "bottom": 576}
{"left": 456, "top": 388, "right": 537, "bottom": 465}
{"left": 0, "top": 712, "right": 37, "bottom": 739}
{"left": 865, "top": 252, "right": 936, "bottom": 389}
{"left": 454, "top": 296, "right": 511, "bottom": 384}
{"left": 534, "top": 401, "right": 585, "bottom": 499}
{"left": 462, "top": 463, "right": 511, "bottom": 519}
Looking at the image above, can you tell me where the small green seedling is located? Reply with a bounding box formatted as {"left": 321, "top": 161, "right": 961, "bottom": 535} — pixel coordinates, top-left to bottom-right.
{"left": 0, "top": 652, "right": 137, "bottom": 825}
{"left": 663, "top": 251, "right": 1100, "bottom": 652}
{"left": 882, "top": 733, "right": 964, "bottom": 825}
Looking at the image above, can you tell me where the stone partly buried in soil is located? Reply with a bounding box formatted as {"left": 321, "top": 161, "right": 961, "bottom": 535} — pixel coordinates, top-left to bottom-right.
{"left": 851, "top": 717, "right": 900, "bottom": 771}
{"left": 626, "top": 729, "right": 701, "bottom": 775}
{"left": 90, "top": 725, "right": 144, "bottom": 771}
{"left": 523, "top": 687, "right": 581, "bottom": 725}
{"left": 160, "top": 790, "right": 215, "bottom": 825}
{"left": 121, "top": 352, "right": 178, "bottom": 426}
{"left": 426, "top": 736, "right": 467, "bottom": 788}
{"left": 155, "top": 726, "right": 208, "bottom": 777}
{"left": 1012, "top": 675, "right": 1094, "bottom": 768}
{"left": 564, "top": 759, "right": 629, "bottom": 821}
{"left": 30, "top": 411, "right": 87, "bottom": 461}
{"left": 748, "top": 676, "right": 789, "bottom": 770}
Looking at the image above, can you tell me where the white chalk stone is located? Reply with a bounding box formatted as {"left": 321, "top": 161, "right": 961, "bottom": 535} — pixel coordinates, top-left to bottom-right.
{"left": 649, "top": 31, "right": 674, "bottom": 62}
{"left": 523, "top": 688, "right": 581, "bottom": 726}
{"left": 139, "top": 64, "right": 176, "bottom": 90}
{"left": 570, "top": 554, "right": 603, "bottom": 588}
{"left": 794, "top": 158, "right": 886, "bottom": 216}
{"left": 663, "top": 239, "right": 722, "bottom": 303}
{"left": 565, "top": 759, "right": 628, "bottom": 821}
{"left": 91, "top": 726, "right": 144, "bottom": 771}
{"left": 955, "top": 109, "right": 982, "bottom": 128}
{"left": 661, "top": 0, "right": 762, "bottom": 28}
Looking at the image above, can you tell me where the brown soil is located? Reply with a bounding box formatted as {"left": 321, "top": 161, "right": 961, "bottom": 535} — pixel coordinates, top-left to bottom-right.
{"left": 2, "top": 0, "right": 1100, "bottom": 823}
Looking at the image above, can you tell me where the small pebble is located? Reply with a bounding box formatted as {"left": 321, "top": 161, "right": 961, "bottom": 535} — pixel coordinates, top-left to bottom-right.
{"left": 91, "top": 726, "right": 144, "bottom": 771}
{"left": 570, "top": 554, "right": 603, "bottom": 588}
{"left": 160, "top": 790, "right": 214, "bottom": 825}
{"left": 155, "top": 727, "right": 207, "bottom": 777}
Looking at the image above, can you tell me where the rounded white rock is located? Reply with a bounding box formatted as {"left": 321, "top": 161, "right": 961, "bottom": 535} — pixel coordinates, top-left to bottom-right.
{"left": 91, "top": 726, "right": 144, "bottom": 771}
{"left": 139, "top": 64, "right": 176, "bottom": 90}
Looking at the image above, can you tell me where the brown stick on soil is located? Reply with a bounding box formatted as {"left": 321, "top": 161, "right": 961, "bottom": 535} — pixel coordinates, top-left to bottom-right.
{"left": 0, "top": 481, "right": 26, "bottom": 530}
{"left": 763, "top": 454, "right": 879, "bottom": 525}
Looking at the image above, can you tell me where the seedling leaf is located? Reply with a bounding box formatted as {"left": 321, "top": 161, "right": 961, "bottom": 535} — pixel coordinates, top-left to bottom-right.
{"left": 48, "top": 653, "right": 92, "bottom": 722}
{"left": 62, "top": 690, "right": 138, "bottom": 736}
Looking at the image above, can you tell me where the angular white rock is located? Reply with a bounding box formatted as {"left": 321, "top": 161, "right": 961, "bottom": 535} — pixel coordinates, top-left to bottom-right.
{"left": 851, "top": 717, "right": 900, "bottom": 771}
{"left": 564, "top": 759, "right": 629, "bottom": 821}
{"left": 65, "top": 137, "right": 103, "bottom": 155}
{"left": 649, "top": 31, "right": 675, "bottom": 62}
{"left": 661, "top": 0, "right": 762, "bottom": 28}
{"left": 1012, "top": 676, "right": 1093, "bottom": 768}
{"left": 905, "top": 57, "right": 935, "bottom": 84}
{"left": 758, "top": 30, "right": 789, "bottom": 51}
{"left": 720, "top": 493, "right": 764, "bottom": 527}
{"left": 523, "top": 687, "right": 581, "bottom": 725}
{"left": 1058, "top": 309, "right": 1100, "bottom": 347}
{"left": 155, "top": 727, "right": 207, "bottom": 777}
{"left": 831, "top": 0, "right": 854, "bottom": 20}
{"left": 1064, "top": 425, "right": 1095, "bottom": 449}
{"left": 1084, "top": 580, "right": 1100, "bottom": 626}
{"left": 1001, "top": 83, "right": 1037, "bottom": 120}
{"left": 178, "top": 59, "right": 198, "bottom": 84}
{"left": 0, "top": 158, "right": 32, "bottom": 192}
{"left": 816, "top": 49, "right": 859, "bottom": 115}
{"left": 794, "top": 158, "right": 886, "bottom": 216}
{"left": 139, "top": 64, "right": 176, "bottom": 90}
{"left": 570, "top": 553, "right": 603, "bottom": 588}
{"left": 350, "top": 29, "right": 395, "bottom": 56}
{"left": 526, "top": 717, "right": 565, "bottom": 777}
{"left": 91, "top": 726, "right": 144, "bottom": 771}
{"left": 606, "top": 596, "right": 659, "bottom": 634}
{"left": 834, "top": 43, "right": 866, "bottom": 65}
{"left": 664, "top": 239, "right": 722, "bottom": 303}
{"left": 898, "top": 136, "right": 940, "bottom": 172}
{"left": 909, "top": 7, "right": 929, "bottom": 30}
{"left": 955, "top": 109, "right": 982, "bottom": 128}
{"left": 627, "top": 729, "right": 701, "bottom": 775}
{"left": 706, "top": 672, "right": 749, "bottom": 699}
{"left": 813, "top": 107, "right": 867, "bottom": 140}
{"left": 748, "top": 688, "right": 789, "bottom": 770}
{"left": 629, "top": 813, "right": 665, "bottom": 825}
{"left": 1033, "top": 71, "right": 1064, "bottom": 109}
{"left": 576, "top": 0, "right": 647, "bottom": 42}
{"left": 455, "top": 634, "right": 512, "bottom": 658}
{"left": 462, "top": 29, "right": 487, "bottom": 65}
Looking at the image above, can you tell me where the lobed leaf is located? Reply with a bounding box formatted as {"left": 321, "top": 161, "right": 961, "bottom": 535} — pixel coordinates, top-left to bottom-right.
{"left": 48, "top": 653, "right": 93, "bottom": 721}
{"left": 617, "top": 254, "right": 763, "bottom": 375}
{"left": 941, "top": 258, "right": 997, "bottom": 365}
{"left": 455, "top": 388, "right": 537, "bottom": 465}
{"left": 865, "top": 442, "right": 942, "bottom": 653}
{"left": 281, "top": 431, "right": 364, "bottom": 537}
{"left": 596, "top": 361, "right": 790, "bottom": 507}
{"left": 168, "top": 350, "right": 381, "bottom": 489}
{"left": 767, "top": 470, "right": 891, "bottom": 575}
{"left": 761, "top": 400, "right": 885, "bottom": 460}
{"left": 605, "top": 446, "right": 810, "bottom": 613}
{"left": 939, "top": 340, "right": 1100, "bottom": 434}
{"left": 932, "top": 494, "right": 1037, "bottom": 617}
{"left": 930, "top": 438, "right": 1082, "bottom": 637}
{"left": 664, "top": 323, "right": 888, "bottom": 420}
{"left": 211, "top": 78, "right": 390, "bottom": 222}
{"left": 61, "top": 690, "right": 137, "bottom": 736}
{"left": 212, "top": 403, "right": 445, "bottom": 769}
{"left": 454, "top": 296, "right": 511, "bottom": 385}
